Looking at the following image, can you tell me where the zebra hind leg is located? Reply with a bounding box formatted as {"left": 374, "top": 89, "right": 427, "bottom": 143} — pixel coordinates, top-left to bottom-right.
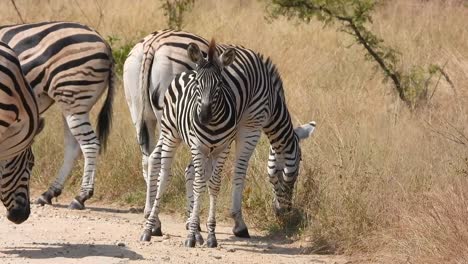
{"left": 36, "top": 116, "right": 81, "bottom": 206}
{"left": 35, "top": 187, "right": 62, "bottom": 206}
{"left": 141, "top": 139, "right": 178, "bottom": 241}
{"left": 140, "top": 119, "right": 157, "bottom": 218}
{"left": 64, "top": 114, "right": 100, "bottom": 210}
{"left": 230, "top": 131, "right": 261, "bottom": 238}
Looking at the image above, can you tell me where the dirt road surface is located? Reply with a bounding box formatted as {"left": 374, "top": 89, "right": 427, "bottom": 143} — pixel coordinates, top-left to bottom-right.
{"left": 0, "top": 202, "right": 347, "bottom": 264}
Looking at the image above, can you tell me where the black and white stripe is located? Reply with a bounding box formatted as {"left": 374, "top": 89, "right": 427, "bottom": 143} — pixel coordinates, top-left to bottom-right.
{"left": 0, "top": 21, "right": 115, "bottom": 210}
{"left": 0, "top": 42, "right": 43, "bottom": 224}
{"left": 128, "top": 31, "right": 315, "bottom": 246}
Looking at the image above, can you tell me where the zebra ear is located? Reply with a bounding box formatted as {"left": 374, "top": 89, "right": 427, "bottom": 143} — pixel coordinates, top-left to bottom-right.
{"left": 187, "top": 43, "right": 203, "bottom": 63}
{"left": 294, "top": 121, "right": 316, "bottom": 141}
{"left": 219, "top": 48, "right": 236, "bottom": 67}
{"left": 36, "top": 118, "right": 45, "bottom": 135}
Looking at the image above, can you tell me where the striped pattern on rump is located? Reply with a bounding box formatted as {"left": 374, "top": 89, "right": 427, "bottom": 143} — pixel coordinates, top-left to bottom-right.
{"left": 0, "top": 21, "right": 115, "bottom": 210}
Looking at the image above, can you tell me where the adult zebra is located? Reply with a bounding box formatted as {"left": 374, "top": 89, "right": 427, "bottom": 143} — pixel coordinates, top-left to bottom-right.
{"left": 0, "top": 21, "right": 115, "bottom": 210}
{"left": 0, "top": 42, "right": 43, "bottom": 224}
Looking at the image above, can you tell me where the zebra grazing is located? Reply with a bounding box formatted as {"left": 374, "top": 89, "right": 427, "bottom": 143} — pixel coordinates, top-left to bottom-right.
{"left": 139, "top": 39, "right": 315, "bottom": 247}
{"left": 0, "top": 22, "right": 115, "bottom": 210}
{"left": 0, "top": 42, "right": 43, "bottom": 224}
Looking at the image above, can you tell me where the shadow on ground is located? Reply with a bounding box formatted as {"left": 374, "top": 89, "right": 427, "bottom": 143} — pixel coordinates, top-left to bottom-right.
{"left": 0, "top": 243, "right": 143, "bottom": 260}
{"left": 48, "top": 204, "right": 143, "bottom": 214}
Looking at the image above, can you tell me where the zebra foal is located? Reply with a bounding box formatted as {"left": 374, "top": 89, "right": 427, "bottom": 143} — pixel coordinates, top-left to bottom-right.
{"left": 0, "top": 42, "right": 43, "bottom": 224}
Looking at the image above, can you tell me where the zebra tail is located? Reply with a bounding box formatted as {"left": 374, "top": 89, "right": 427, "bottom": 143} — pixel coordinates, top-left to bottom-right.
{"left": 96, "top": 51, "right": 115, "bottom": 154}
{"left": 137, "top": 40, "right": 156, "bottom": 156}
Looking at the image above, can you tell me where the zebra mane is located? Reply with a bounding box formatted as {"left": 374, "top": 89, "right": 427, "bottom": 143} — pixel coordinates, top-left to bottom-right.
{"left": 208, "top": 38, "right": 216, "bottom": 62}
{"left": 264, "top": 56, "right": 284, "bottom": 92}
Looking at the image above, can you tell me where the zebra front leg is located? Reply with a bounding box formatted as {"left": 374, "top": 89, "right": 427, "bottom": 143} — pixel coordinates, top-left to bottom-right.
{"left": 206, "top": 149, "right": 229, "bottom": 248}
{"left": 36, "top": 116, "right": 81, "bottom": 206}
{"left": 183, "top": 162, "right": 202, "bottom": 231}
{"left": 65, "top": 114, "right": 100, "bottom": 210}
{"left": 206, "top": 188, "right": 219, "bottom": 248}
{"left": 185, "top": 152, "right": 207, "bottom": 247}
{"left": 141, "top": 139, "right": 178, "bottom": 241}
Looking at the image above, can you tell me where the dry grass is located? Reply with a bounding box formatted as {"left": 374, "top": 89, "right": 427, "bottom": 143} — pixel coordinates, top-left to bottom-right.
{"left": 368, "top": 177, "right": 468, "bottom": 264}
{"left": 1, "top": 0, "right": 468, "bottom": 261}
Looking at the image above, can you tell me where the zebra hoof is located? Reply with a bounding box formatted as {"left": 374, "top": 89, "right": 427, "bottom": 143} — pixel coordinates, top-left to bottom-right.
{"left": 233, "top": 227, "right": 250, "bottom": 238}
{"left": 140, "top": 230, "right": 152, "bottom": 242}
{"left": 151, "top": 226, "right": 162, "bottom": 236}
{"left": 207, "top": 234, "right": 218, "bottom": 248}
{"left": 185, "top": 222, "right": 201, "bottom": 231}
{"left": 185, "top": 234, "right": 196, "bottom": 248}
{"left": 34, "top": 188, "right": 59, "bottom": 206}
{"left": 68, "top": 199, "right": 85, "bottom": 210}
{"left": 195, "top": 233, "right": 204, "bottom": 246}
{"left": 35, "top": 195, "right": 52, "bottom": 206}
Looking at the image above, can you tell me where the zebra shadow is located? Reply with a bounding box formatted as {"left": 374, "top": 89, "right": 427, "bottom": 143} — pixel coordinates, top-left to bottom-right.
{"left": 219, "top": 235, "right": 334, "bottom": 256}
{"left": 47, "top": 204, "right": 143, "bottom": 214}
{"left": 217, "top": 208, "right": 335, "bottom": 255}
{"left": 217, "top": 235, "right": 300, "bottom": 255}
{"left": 0, "top": 242, "right": 143, "bottom": 260}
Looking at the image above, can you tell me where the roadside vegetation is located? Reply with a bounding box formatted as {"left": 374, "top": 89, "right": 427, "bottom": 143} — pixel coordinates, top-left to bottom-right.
{"left": 1, "top": 0, "right": 467, "bottom": 262}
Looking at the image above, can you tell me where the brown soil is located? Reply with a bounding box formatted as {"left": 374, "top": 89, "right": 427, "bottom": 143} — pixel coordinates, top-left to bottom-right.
{"left": 0, "top": 201, "right": 347, "bottom": 264}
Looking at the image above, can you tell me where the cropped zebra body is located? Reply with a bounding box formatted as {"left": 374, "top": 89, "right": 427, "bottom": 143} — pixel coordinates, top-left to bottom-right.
{"left": 0, "top": 42, "right": 42, "bottom": 224}
{"left": 138, "top": 37, "right": 315, "bottom": 245}
{"left": 0, "top": 21, "right": 115, "bottom": 210}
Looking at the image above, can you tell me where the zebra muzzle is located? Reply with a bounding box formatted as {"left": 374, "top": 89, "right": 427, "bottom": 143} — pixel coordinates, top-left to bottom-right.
{"left": 6, "top": 201, "right": 30, "bottom": 224}
{"left": 198, "top": 104, "right": 212, "bottom": 125}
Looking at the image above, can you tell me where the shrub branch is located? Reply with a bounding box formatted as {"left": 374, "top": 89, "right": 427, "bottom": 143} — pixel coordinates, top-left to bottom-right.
{"left": 10, "top": 0, "right": 25, "bottom": 23}
{"left": 267, "top": 0, "right": 454, "bottom": 108}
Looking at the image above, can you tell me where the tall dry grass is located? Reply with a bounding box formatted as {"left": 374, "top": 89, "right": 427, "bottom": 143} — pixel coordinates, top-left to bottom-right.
{"left": 1, "top": 0, "right": 468, "bottom": 261}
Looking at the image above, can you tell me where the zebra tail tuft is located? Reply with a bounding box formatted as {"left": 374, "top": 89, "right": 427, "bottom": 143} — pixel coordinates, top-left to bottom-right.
{"left": 96, "top": 53, "right": 115, "bottom": 154}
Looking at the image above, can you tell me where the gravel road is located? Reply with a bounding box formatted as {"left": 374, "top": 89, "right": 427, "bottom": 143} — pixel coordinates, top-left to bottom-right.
{"left": 0, "top": 201, "right": 347, "bottom": 264}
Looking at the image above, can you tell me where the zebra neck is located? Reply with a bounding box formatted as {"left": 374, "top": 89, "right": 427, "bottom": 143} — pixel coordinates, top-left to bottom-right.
{"left": 270, "top": 129, "right": 298, "bottom": 156}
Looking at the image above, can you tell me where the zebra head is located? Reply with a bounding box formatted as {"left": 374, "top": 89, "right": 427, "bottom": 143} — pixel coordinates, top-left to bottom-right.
{"left": 187, "top": 39, "right": 236, "bottom": 126}
{"left": 1, "top": 147, "right": 34, "bottom": 224}
{"left": 271, "top": 121, "right": 316, "bottom": 216}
